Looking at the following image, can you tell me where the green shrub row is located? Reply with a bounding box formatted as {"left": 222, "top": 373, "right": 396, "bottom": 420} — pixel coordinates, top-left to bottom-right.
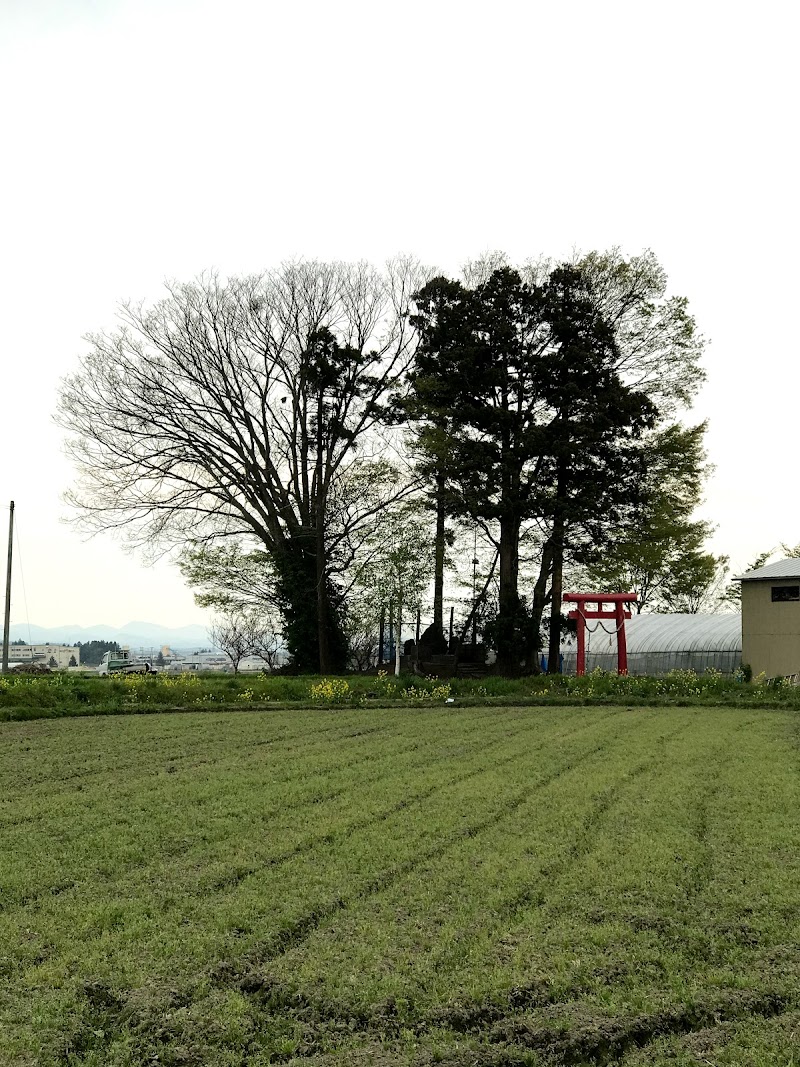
{"left": 2, "top": 666, "right": 800, "bottom": 722}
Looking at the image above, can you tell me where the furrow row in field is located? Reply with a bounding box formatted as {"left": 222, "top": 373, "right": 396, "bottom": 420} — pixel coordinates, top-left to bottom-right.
{"left": 0, "top": 704, "right": 511, "bottom": 845}
{"left": 60, "top": 711, "right": 676, "bottom": 1065}
{"left": 0, "top": 709, "right": 393, "bottom": 799}
{"left": 9, "top": 707, "right": 799, "bottom": 1067}
{"left": 479, "top": 721, "right": 733, "bottom": 1008}
{"left": 180, "top": 984, "right": 794, "bottom": 1067}
{"left": 423, "top": 712, "right": 791, "bottom": 1059}
{"left": 0, "top": 730, "right": 429, "bottom": 897}
{"left": 1, "top": 708, "right": 629, "bottom": 1004}
{"left": 459, "top": 988, "right": 793, "bottom": 1067}
{"left": 52, "top": 722, "right": 635, "bottom": 1067}
{"left": 201, "top": 712, "right": 638, "bottom": 978}
{"left": 182, "top": 708, "right": 628, "bottom": 903}
{"left": 0, "top": 705, "right": 514, "bottom": 826}
{"left": 498, "top": 718, "right": 693, "bottom": 918}
{"left": 548, "top": 714, "right": 774, "bottom": 975}
{"left": 0, "top": 707, "right": 553, "bottom": 912}
{"left": 683, "top": 712, "right": 800, "bottom": 983}
{"left": 169, "top": 712, "right": 797, "bottom": 1067}
{"left": 256, "top": 712, "right": 692, "bottom": 1020}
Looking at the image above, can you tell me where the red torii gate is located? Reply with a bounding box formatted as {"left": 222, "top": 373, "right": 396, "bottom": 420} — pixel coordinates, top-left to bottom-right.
{"left": 563, "top": 592, "right": 638, "bottom": 676}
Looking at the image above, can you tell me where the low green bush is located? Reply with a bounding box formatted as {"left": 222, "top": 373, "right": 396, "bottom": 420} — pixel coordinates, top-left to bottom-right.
{"left": 2, "top": 666, "right": 800, "bottom": 722}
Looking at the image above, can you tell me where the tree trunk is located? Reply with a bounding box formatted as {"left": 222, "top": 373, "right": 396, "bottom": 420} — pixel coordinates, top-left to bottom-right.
{"left": 394, "top": 591, "right": 402, "bottom": 677}
{"left": 546, "top": 537, "right": 563, "bottom": 675}
{"left": 547, "top": 465, "right": 567, "bottom": 675}
{"left": 496, "top": 514, "right": 521, "bottom": 673}
{"left": 432, "top": 471, "right": 446, "bottom": 634}
{"left": 315, "top": 397, "right": 332, "bottom": 674}
{"left": 378, "top": 606, "right": 385, "bottom": 668}
{"left": 316, "top": 524, "right": 332, "bottom": 673}
{"left": 529, "top": 538, "right": 554, "bottom": 670}
{"left": 274, "top": 540, "right": 345, "bottom": 674}
{"left": 457, "top": 551, "right": 499, "bottom": 651}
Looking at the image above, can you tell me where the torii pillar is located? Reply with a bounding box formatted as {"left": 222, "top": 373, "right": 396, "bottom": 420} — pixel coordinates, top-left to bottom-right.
{"left": 563, "top": 592, "right": 638, "bottom": 676}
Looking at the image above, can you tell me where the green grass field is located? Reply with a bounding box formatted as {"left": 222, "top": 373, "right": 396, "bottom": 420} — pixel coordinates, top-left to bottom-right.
{"left": 1, "top": 706, "right": 799, "bottom": 1066}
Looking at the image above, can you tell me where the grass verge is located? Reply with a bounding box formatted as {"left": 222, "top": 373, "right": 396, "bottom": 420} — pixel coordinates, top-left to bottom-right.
{"left": 3, "top": 669, "right": 800, "bottom": 722}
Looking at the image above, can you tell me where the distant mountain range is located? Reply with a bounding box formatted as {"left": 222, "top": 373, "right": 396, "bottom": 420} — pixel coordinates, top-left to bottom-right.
{"left": 8, "top": 621, "right": 211, "bottom": 651}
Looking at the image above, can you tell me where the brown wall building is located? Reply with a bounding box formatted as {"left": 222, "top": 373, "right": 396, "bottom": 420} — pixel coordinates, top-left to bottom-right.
{"left": 740, "top": 558, "right": 800, "bottom": 678}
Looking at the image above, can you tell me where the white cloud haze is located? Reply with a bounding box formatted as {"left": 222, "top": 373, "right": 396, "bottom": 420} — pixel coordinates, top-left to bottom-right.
{"left": 1, "top": 0, "right": 796, "bottom": 627}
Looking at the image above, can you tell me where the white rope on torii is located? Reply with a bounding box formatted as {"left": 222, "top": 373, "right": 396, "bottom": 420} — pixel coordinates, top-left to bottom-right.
{"left": 577, "top": 605, "right": 628, "bottom": 636}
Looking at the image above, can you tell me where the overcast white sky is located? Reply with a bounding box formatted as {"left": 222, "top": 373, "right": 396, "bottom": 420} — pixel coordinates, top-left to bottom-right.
{"left": 0, "top": 0, "right": 797, "bottom": 629}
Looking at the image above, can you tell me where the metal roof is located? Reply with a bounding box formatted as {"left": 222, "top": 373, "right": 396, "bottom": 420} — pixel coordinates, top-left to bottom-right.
{"left": 579, "top": 612, "right": 742, "bottom": 655}
{"left": 737, "top": 558, "right": 800, "bottom": 582}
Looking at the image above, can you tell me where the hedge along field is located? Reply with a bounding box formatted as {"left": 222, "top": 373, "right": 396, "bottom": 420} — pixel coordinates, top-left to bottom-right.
{"left": 1, "top": 707, "right": 800, "bottom": 1066}
{"left": 4, "top": 669, "right": 800, "bottom": 722}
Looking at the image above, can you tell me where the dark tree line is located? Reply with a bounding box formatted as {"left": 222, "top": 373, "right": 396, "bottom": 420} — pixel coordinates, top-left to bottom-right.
{"left": 58, "top": 250, "right": 706, "bottom": 674}
{"left": 72, "top": 640, "right": 120, "bottom": 666}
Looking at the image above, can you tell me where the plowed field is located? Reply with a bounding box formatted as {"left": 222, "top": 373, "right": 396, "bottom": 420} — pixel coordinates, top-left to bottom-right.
{"left": 1, "top": 706, "right": 799, "bottom": 1065}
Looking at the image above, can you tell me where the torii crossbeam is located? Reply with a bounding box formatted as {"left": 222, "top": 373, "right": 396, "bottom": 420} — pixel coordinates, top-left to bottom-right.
{"left": 563, "top": 592, "right": 638, "bottom": 676}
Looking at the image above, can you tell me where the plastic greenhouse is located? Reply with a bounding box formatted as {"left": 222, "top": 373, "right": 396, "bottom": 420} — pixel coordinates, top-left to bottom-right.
{"left": 560, "top": 613, "right": 742, "bottom": 676}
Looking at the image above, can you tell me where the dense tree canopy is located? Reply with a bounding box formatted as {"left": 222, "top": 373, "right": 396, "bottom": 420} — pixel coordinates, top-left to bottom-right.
{"left": 405, "top": 256, "right": 701, "bottom": 671}
{"left": 406, "top": 268, "right": 549, "bottom": 670}
{"left": 59, "top": 249, "right": 710, "bottom": 674}
{"left": 583, "top": 424, "right": 726, "bottom": 613}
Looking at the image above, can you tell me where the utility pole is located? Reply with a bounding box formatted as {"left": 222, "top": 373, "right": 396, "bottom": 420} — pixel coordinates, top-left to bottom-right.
{"left": 394, "top": 593, "right": 402, "bottom": 677}
{"left": 377, "top": 605, "right": 385, "bottom": 669}
{"left": 2, "top": 501, "right": 13, "bottom": 674}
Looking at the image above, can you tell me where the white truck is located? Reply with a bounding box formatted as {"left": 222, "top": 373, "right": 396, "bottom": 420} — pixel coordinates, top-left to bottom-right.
{"left": 96, "top": 649, "right": 154, "bottom": 676}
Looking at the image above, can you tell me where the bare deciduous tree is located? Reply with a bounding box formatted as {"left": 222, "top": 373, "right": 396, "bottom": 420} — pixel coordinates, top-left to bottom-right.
{"left": 247, "top": 622, "right": 283, "bottom": 673}
{"left": 58, "top": 259, "right": 430, "bottom": 673}
{"left": 209, "top": 613, "right": 254, "bottom": 675}
{"left": 210, "top": 610, "right": 283, "bottom": 674}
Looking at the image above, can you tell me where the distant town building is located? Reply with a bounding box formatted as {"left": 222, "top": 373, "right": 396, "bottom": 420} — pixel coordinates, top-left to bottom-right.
{"left": 162, "top": 651, "right": 286, "bottom": 673}
{"left": 165, "top": 652, "right": 231, "bottom": 672}
{"left": 8, "top": 644, "right": 80, "bottom": 669}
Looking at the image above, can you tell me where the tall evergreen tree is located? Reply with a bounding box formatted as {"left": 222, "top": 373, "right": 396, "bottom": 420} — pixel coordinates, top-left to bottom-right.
{"left": 407, "top": 266, "right": 658, "bottom": 672}
{"left": 538, "top": 265, "right": 657, "bottom": 672}
{"left": 407, "top": 269, "right": 551, "bottom": 671}
{"left": 525, "top": 251, "right": 705, "bottom": 664}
